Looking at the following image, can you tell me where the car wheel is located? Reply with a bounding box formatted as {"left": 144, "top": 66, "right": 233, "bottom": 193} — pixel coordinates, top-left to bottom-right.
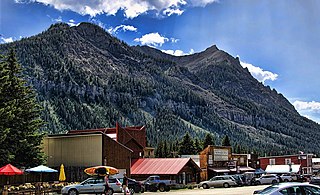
{"left": 202, "top": 183, "right": 209, "bottom": 189}
{"left": 284, "top": 179, "right": 289, "bottom": 182}
{"left": 68, "top": 189, "right": 78, "bottom": 195}
{"left": 165, "top": 186, "right": 170, "bottom": 192}
{"left": 223, "top": 183, "right": 230, "bottom": 188}
{"left": 255, "top": 181, "right": 261, "bottom": 185}
{"left": 158, "top": 184, "right": 166, "bottom": 192}
{"left": 272, "top": 180, "right": 278, "bottom": 185}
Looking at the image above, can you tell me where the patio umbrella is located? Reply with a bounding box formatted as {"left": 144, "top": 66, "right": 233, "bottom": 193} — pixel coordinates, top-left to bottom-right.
{"left": 0, "top": 164, "right": 24, "bottom": 175}
{"left": 59, "top": 164, "right": 66, "bottom": 182}
{"left": 26, "top": 165, "right": 58, "bottom": 173}
{"left": 84, "top": 165, "right": 119, "bottom": 176}
{"left": 0, "top": 164, "right": 24, "bottom": 184}
{"left": 26, "top": 165, "right": 58, "bottom": 181}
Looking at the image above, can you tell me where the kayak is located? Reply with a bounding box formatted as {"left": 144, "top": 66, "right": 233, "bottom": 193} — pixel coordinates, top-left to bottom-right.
{"left": 84, "top": 166, "right": 119, "bottom": 176}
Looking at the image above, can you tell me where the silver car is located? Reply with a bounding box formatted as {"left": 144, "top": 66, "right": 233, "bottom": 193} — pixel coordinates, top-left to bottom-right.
{"left": 61, "top": 177, "right": 122, "bottom": 195}
{"left": 253, "top": 182, "right": 320, "bottom": 195}
{"left": 199, "top": 175, "right": 238, "bottom": 189}
{"left": 254, "top": 175, "right": 279, "bottom": 185}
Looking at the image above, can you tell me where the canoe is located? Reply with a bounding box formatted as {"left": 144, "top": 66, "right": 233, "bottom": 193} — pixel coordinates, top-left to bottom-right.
{"left": 84, "top": 166, "right": 119, "bottom": 176}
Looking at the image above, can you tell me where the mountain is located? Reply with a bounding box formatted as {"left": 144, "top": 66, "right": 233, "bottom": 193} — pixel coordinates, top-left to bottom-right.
{"left": 1, "top": 22, "right": 319, "bottom": 155}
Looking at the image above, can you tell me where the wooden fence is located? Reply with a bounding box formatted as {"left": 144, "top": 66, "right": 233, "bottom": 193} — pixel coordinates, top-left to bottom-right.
{"left": 0, "top": 166, "right": 89, "bottom": 186}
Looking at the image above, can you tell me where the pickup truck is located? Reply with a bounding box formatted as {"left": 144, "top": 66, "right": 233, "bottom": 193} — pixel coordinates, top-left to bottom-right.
{"left": 141, "top": 175, "right": 174, "bottom": 192}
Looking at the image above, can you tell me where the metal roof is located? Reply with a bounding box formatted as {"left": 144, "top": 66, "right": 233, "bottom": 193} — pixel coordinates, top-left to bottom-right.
{"left": 131, "top": 158, "right": 200, "bottom": 175}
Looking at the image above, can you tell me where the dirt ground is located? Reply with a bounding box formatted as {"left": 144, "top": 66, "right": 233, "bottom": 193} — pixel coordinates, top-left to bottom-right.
{"left": 133, "top": 185, "right": 269, "bottom": 195}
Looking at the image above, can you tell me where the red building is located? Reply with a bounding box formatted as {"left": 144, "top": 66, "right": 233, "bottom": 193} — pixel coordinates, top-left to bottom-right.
{"left": 131, "top": 158, "right": 201, "bottom": 184}
{"left": 68, "top": 122, "right": 146, "bottom": 159}
{"left": 259, "top": 153, "right": 313, "bottom": 175}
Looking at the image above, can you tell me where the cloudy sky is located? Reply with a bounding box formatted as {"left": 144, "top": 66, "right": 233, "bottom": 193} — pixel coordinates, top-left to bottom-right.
{"left": 1, "top": 0, "right": 320, "bottom": 123}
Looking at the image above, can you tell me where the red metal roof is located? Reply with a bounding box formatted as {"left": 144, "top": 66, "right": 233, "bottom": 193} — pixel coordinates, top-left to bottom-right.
{"left": 131, "top": 158, "right": 197, "bottom": 175}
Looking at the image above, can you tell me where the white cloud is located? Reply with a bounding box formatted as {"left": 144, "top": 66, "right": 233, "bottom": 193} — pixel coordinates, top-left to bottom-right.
{"left": 163, "top": 8, "right": 184, "bottom": 16}
{"left": 18, "top": 0, "right": 218, "bottom": 18}
{"left": 293, "top": 101, "right": 320, "bottom": 112}
{"left": 134, "top": 33, "right": 169, "bottom": 47}
{"left": 292, "top": 100, "right": 320, "bottom": 124}
{"left": 108, "top": 25, "right": 137, "bottom": 34}
{"left": 188, "top": 0, "right": 219, "bottom": 7}
{"left": 239, "top": 59, "right": 278, "bottom": 84}
{"left": 162, "top": 48, "right": 194, "bottom": 56}
{"left": 1, "top": 37, "right": 14, "bottom": 43}
{"left": 67, "top": 19, "right": 78, "bottom": 26}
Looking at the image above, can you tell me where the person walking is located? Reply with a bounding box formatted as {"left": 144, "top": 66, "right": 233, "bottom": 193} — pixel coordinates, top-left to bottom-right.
{"left": 104, "top": 173, "right": 111, "bottom": 195}
{"left": 122, "top": 173, "right": 128, "bottom": 195}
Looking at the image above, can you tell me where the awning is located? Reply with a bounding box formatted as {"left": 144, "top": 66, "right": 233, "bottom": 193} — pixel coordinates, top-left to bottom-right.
{"left": 265, "top": 165, "right": 300, "bottom": 174}
{"left": 208, "top": 167, "right": 230, "bottom": 173}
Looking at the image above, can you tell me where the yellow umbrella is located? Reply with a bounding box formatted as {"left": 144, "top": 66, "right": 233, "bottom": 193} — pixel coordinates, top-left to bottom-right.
{"left": 59, "top": 164, "right": 66, "bottom": 182}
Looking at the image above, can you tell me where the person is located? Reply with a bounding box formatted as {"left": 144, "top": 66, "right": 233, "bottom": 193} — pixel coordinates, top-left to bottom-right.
{"left": 104, "top": 173, "right": 111, "bottom": 195}
{"left": 122, "top": 173, "right": 128, "bottom": 195}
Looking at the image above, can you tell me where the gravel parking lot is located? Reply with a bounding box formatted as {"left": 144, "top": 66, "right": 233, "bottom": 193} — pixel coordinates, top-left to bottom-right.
{"left": 110, "top": 185, "right": 269, "bottom": 195}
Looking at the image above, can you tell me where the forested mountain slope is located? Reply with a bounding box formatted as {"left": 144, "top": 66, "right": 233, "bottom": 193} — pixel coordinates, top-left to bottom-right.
{"left": 1, "top": 22, "right": 319, "bottom": 155}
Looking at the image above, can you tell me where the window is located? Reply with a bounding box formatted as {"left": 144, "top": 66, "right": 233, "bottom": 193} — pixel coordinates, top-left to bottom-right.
{"left": 269, "top": 159, "right": 276, "bottom": 165}
{"left": 285, "top": 158, "right": 291, "bottom": 165}
{"left": 208, "top": 155, "right": 213, "bottom": 165}
{"left": 304, "top": 186, "right": 320, "bottom": 194}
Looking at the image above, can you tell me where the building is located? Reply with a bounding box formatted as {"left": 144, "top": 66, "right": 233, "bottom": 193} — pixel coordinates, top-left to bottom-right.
{"left": 199, "top": 145, "right": 232, "bottom": 180}
{"left": 312, "top": 158, "right": 320, "bottom": 175}
{"left": 258, "top": 153, "right": 314, "bottom": 175}
{"left": 43, "top": 123, "right": 148, "bottom": 180}
{"left": 68, "top": 122, "right": 147, "bottom": 159}
{"left": 232, "top": 153, "right": 259, "bottom": 169}
{"left": 199, "top": 145, "right": 256, "bottom": 181}
{"left": 131, "top": 158, "right": 201, "bottom": 184}
{"left": 43, "top": 132, "right": 133, "bottom": 180}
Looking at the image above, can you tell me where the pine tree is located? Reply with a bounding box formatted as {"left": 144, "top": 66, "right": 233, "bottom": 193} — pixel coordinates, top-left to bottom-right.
{"left": 178, "top": 132, "right": 195, "bottom": 155}
{"left": 221, "top": 135, "right": 231, "bottom": 146}
{"left": 155, "top": 142, "right": 163, "bottom": 158}
{"left": 0, "top": 50, "right": 45, "bottom": 167}
{"left": 194, "top": 138, "right": 202, "bottom": 154}
{"left": 202, "top": 133, "right": 215, "bottom": 149}
{"left": 163, "top": 141, "right": 168, "bottom": 158}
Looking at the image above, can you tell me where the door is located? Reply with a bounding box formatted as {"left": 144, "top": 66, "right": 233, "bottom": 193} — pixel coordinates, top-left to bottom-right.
{"left": 78, "top": 178, "right": 96, "bottom": 193}
{"left": 94, "top": 178, "right": 105, "bottom": 193}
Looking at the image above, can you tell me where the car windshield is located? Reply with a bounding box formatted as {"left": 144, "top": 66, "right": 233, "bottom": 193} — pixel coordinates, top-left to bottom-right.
{"left": 256, "top": 186, "right": 279, "bottom": 194}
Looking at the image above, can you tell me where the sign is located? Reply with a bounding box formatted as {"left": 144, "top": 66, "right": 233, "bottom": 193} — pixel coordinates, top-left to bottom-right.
{"left": 214, "top": 149, "right": 229, "bottom": 161}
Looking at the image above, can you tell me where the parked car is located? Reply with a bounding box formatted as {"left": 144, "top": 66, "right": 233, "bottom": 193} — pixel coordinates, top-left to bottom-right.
{"left": 254, "top": 175, "right": 279, "bottom": 185}
{"left": 230, "top": 174, "right": 245, "bottom": 186}
{"left": 61, "top": 176, "right": 122, "bottom": 195}
{"left": 142, "top": 175, "right": 173, "bottom": 192}
{"left": 119, "top": 177, "right": 144, "bottom": 193}
{"left": 310, "top": 177, "right": 320, "bottom": 186}
{"left": 253, "top": 182, "right": 320, "bottom": 194}
{"left": 279, "top": 173, "right": 293, "bottom": 182}
{"left": 198, "top": 175, "right": 238, "bottom": 189}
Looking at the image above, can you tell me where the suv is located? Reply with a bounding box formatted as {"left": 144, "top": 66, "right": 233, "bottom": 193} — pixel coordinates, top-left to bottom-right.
{"left": 280, "top": 173, "right": 294, "bottom": 182}
{"left": 254, "top": 175, "right": 279, "bottom": 185}
{"left": 199, "top": 175, "right": 238, "bottom": 189}
{"left": 61, "top": 176, "right": 122, "bottom": 195}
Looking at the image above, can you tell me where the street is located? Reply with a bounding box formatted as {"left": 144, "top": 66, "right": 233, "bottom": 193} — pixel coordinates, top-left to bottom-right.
{"left": 110, "top": 185, "right": 269, "bottom": 195}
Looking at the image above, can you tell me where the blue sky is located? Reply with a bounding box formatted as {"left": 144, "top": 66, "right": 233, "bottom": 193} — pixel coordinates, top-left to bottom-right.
{"left": 1, "top": 0, "right": 320, "bottom": 123}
